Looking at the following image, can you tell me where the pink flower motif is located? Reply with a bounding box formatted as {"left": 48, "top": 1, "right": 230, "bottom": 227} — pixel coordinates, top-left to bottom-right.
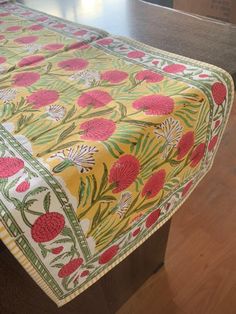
{"left": 127, "top": 51, "right": 145, "bottom": 59}
{"left": 80, "top": 270, "right": 90, "bottom": 277}
{"left": 190, "top": 143, "right": 206, "bottom": 167}
{"left": 13, "top": 72, "right": 40, "bottom": 87}
{"left": 0, "top": 56, "right": 6, "bottom": 64}
{"left": 145, "top": 209, "right": 161, "bottom": 228}
{"left": 16, "top": 180, "right": 30, "bottom": 193}
{"left": 80, "top": 118, "right": 116, "bottom": 141}
{"left": 109, "top": 155, "right": 140, "bottom": 193}
{"left": 27, "top": 24, "right": 44, "bottom": 31}
{"left": 58, "top": 58, "right": 88, "bottom": 71}
{"left": 43, "top": 43, "right": 64, "bottom": 51}
{"left": 135, "top": 70, "right": 164, "bottom": 83}
{"left": 51, "top": 246, "right": 64, "bottom": 254}
{"left": 14, "top": 35, "right": 39, "bottom": 44}
{"left": 132, "top": 227, "right": 141, "bottom": 237}
{"left": 0, "top": 157, "right": 24, "bottom": 178}
{"left": 163, "top": 64, "right": 186, "bottom": 73}
{"left": 177, "top": 131, "right": 195, "bottom": 160}
{"left": 6, "top": 25, "right": 22, "bottom": 32}
{"left": 199, "top": 74, "right": 209, "bottom": 78}
{"left": 53, "top": 23, "right": 66, "bottom": 29}
{"left": 142, "top": 169, "right": 166, "bottom": 199}
{"left": 211, "top": 82, "right": 227, "bottom": 105}
{"left": 96, "top": 38, "right": 113, "bottom": 45}
{"left": 152, "top": 60, "right": 159, "bottom": 65}
{"left": 101, "top": 70, "right": 128, "bottom": 83}
{"left": 73, "top": 30, "right": 88, "bottom": 36}
{"left": 208, "top": 135, "right": 218, "bottom": 151}
{"left": 214, "top": 120, "right": 221, "bottom": 129}
{"left": 31, "top": 212, "right": 65, "bottom": 243}
{"left": 58, "top": 258, "right": 83, "bottom": 278}
{"left": 0, "top": 35, "right": 5, "bottom": 41}
{"left": 0, "top": 13, "right": 10, "bottom": 17}
{"left": 99, "top": 245, "right": 119, "bottom": 264}
{"left": 27, "top": 89, "right": 59, "bottom": 108}
{"left": 18, "top": 55, "right": 45, "bottom": 67}
{"left": 0, "top": 21, "right": 4, "bottom": 25}
{"left": 67, "top": 42, "right": 90, "bottom": 50}
{"left": 36, "top": 16, "right": 48, "bottom": 22}
{"left": 182, "top": 181, "right": 193, "bottom": 197}
{"left": 133, "top": 94, "right": 174, "bottom": 115}
{"left": 77, "top": 90, "right": 112, "bottom": 108}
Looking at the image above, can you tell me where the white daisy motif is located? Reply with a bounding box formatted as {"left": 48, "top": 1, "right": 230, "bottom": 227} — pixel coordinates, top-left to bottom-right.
{"left": 116, "top": 191, "right": 132, "bottom": 219}
{"left": 25, "top": 44, "right": 42, "bottom": 54}
{"left": 0, "top": 88, "right": 17, "bottom": 102}
{"left": 155, "top": 117, "right": 183, "bottom": 158}
{"left": 47, "top": 105, "right": 66, "bottom": 121}
{"left": 69, "top": 70, "right": 100, "bottom": 87}
{"left": 52, "top": 145, "right": 98, "bottom": 173}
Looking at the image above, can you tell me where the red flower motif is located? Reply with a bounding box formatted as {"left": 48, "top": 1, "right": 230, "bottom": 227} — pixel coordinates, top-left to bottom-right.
{"left": 135, "top": 70, "right": 164, "bottom": 83}
{"left": 51, "top": 246, "right": 64, "bottom": 254}
{"left": 98, "top": 245, "right": 119, "bottom": 264}
{"left": 96, "top": 38, "right": 113, "bottom": 45}
{"left": 0, "top": 35, "right": 5, "bottom": 41}
{"left": 214, "top": 120, "right": 221, "bottom": 129}
{"left": 190, "top": 143, "right": 206, "bottom": 167}
{"left": 101, "top": 70, "right": 128, "bottom": 83}
{"left": 73, "top": 30, "right": 88, "bottom": 36}
{"left": 58, "top": 257, "right": 83, "bottom": 278}
{"left": 132, "top": 227, "right": 141, "bottom": 237}
{"left": 0, "top": 12, "right": 10, "bottom": 17}
{"left": 67, "top": 42, "right": 90, "bottom": 50}
{"left": 53, "top": 23, "right": 66, "bottom": 29}
{"left": 43, "top": 43, "right": 64, "bottom": 51}
{"left": 127, "top": 51, "right": 145, "bottom": 59}
{"left": 77, "top": 90, "right": 112, "bottom": 108}
{"left": 18, "top": 55, "right": 45, "bottom": 67}
{"left": 6, "top": 25, "right": 22, "bottom": 32}
{"left": 58, "top": 58, "right": 88, "bottom": 71}
{"left": 152, "top": 60, "right": 159, "bottom": 65}
{"left": 142, "top": 169, "right": 166, "bottom": 199}
{"left": 0, "top": 157, "right": 24, "bottom": 178}
{"left": 14, "top": 35, "right": 39, "bottom": 44}
{"left": 208, "top": 135, "right": 218, "bottom": 151}
{"left": 177, "top": 131, "right": 195, "bottom": 160}
{"left": 13, "top": 72, "right": 40, "bottom": 87}
{"left": 211, "top": 82, "right": 227, "bottom": 105}
{"left": 182, "top": 181, "right": 193, "bottom": 197}
{"left": 0, "top": 56, "right": 6, "bottom": 64}
{"left": 109, "top": 155, "right": 140, "bottom": 193}
{"left": 199, "top": 74, "right": 209, "bottom": 78}
{"left": 31, "top": 212, "right": 65, "bottom": 243}
{"left": 145, "top": 209, "right": 161, "bottom": 228}
{"left": 133, "top": 94, "right": 174, "bottom": 115}
{"left": 163, "top": 64, "right": 186, "bottom": 73}
{"left": 0, "top": 21, "right": 4, "bottom": 25}
{"left": 27, "top": 24, "right": 44, "bottom": 31}
{"left": 80, "top": 118, "right": 116, "bottom": 141}
{"left": 36, "top": 16, "right": 48, "bottom": 22}
{"left": 80, "top": 270, "right": 90, "bottom": 277}
{"left": 16, "top": 180, "right": 30, "bottom": 193}
{"left": 27, "top": 89, "right": 59, "bottom": 108}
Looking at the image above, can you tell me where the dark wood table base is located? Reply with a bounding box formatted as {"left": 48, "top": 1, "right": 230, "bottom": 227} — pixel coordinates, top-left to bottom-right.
{"left": 0, "top": 220, "right": 171, "bottom": 314}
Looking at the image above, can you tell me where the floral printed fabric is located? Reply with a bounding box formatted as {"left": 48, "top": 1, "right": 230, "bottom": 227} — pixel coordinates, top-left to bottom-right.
{"left": 0, "top": 2, "right": 234, "bottom": 307}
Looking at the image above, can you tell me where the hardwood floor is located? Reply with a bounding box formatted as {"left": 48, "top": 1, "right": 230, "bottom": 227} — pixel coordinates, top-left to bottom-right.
{"left": 118, "top": 97, "right": 236, "bottom": 314}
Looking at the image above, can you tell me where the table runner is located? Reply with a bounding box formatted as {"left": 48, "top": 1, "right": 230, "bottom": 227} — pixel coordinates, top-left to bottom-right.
{"left": 0, "top": 1, "right": 234, "bottom": 307}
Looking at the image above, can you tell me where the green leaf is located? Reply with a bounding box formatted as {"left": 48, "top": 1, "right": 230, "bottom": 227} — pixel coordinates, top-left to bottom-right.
{"left": 43, "top": 192, "right": 51, "bottom": 212}
{"left": 64, "top": 105, "right": 76, "bottom": 122}
{"left": 78, "top": 178, "right": 85, "bottom": 207}
{"left": 58, "top": 123, "right": 76, "bottom": 142}
{"left": 55, "top": 141, "right": 81, "bottom": 151}
{"left": 23, "top": 186, "right": 48, "bottom": 202}
{"left": 98, "top": 163, "right": 108, "bottom": 196}
{"left": 82, "top": 107, "right": 115, "bottom": 119}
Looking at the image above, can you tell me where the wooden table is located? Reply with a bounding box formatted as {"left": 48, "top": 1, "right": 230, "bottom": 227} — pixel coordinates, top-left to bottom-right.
{"left": 1, "top": 0, "right": 235, "bottom": 312}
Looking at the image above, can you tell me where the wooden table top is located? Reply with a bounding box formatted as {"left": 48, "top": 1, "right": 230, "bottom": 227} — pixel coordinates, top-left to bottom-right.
{"left": 19, "top": 0, "right": 236, "bottom": 84}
